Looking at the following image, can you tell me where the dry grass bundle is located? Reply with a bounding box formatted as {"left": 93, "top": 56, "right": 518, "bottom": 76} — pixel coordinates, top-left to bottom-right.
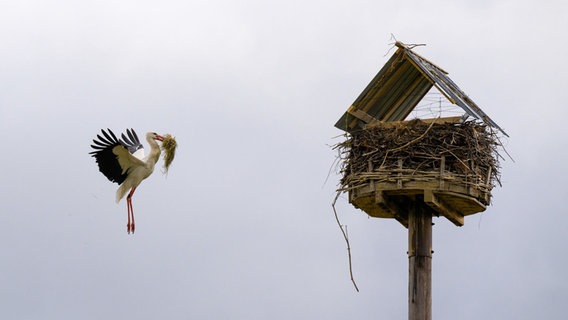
{"left": 161, "top": 134, "right": 177, "bottom": 173}
{"left": 335, "top": 119, "right": 502, "bottom": 205}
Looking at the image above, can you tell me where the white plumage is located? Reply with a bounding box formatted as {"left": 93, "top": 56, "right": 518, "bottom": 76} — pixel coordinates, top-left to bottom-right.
{"left": 90, "top": 128, "right": 164, "bottom": 234}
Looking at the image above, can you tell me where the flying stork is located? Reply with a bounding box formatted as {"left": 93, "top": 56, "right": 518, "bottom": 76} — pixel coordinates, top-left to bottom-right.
{"left": 90, "top": 128, "right": 164, "bottom": 234}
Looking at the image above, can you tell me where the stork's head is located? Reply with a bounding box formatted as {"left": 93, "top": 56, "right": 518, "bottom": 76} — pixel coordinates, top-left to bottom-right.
{"left": 147, "top": 132, "right": 164, "bottom": 142}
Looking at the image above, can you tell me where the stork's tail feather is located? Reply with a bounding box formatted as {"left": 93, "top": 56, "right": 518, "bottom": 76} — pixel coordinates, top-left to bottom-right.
{"left": 116, "top": 183, "right": 129, "bottom": 203}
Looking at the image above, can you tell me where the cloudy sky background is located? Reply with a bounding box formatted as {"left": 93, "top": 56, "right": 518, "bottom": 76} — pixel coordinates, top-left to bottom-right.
{"left": 1, "top": 0, "right": 567, "bottom": 319}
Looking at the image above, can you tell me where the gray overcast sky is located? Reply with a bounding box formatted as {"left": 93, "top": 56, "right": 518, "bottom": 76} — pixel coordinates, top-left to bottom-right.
{"left": 1, "top": 0, "right": 567, "bottom": 319}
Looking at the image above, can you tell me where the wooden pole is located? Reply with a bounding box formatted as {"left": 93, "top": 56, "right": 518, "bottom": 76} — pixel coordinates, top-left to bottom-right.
{"left": 408, "top": 199, "right": 432, "bottom": 320}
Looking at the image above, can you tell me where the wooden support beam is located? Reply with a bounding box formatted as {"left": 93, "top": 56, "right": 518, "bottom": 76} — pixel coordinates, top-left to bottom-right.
{"left": 375, "top": 190, "right": 408, "bottom": 227}
{"left": 408, "top": 200, "right": 432, "bottom": 320}
{"left": 423, "top": 190, "right": 464, "bottom": 227}
{"left": 346, "top": 105, "right": 376, "bottom": 124}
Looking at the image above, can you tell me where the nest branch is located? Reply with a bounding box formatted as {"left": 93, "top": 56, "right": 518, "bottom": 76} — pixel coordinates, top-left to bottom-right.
{"left": 332, "top": 192, "right": 360, "bottom": 292}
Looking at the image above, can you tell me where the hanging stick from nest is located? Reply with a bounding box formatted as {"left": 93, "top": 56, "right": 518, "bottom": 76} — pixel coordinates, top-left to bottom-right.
{"left": 332, "top": 192, "right": 360, "bottom": 292}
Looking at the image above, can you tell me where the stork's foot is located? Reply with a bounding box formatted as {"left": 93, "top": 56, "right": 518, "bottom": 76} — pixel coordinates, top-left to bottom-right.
{"left": 127, "top": 223, "right": 135, "bottom": 234}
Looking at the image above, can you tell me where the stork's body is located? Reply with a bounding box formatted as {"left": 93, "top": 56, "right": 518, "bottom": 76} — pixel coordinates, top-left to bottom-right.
{"left": 90, "top": 128, "right": 163, "bottom": 233}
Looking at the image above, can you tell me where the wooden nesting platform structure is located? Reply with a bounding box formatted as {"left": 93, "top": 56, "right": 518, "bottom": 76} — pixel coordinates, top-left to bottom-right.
{"left": 335, "top": 42, "right": 505, "bottom": 227}
{"left": 334, "top": 42, "right": 506, "bottom": 320}
{"left": 338, "top": 117, "right": 500, "bottom": 227}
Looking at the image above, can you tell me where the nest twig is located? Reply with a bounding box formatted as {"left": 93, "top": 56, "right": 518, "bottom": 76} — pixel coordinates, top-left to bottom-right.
{"left": 332, "top": 192, "right": 360, "bottom": 292}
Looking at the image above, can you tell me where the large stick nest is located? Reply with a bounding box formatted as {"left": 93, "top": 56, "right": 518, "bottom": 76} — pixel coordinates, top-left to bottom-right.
{"left": 335, "top": 119, "right": 502, "bottom": 204}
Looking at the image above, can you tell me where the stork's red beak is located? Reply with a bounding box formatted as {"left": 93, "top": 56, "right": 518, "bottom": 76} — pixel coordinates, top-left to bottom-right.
{"left": 155, "top": 135, "right": 164, "bottom": 141}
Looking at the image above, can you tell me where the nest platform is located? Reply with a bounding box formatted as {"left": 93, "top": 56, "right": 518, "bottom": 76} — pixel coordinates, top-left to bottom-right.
{"left": 337, "top": 118, "right": 501, "bottom": 227}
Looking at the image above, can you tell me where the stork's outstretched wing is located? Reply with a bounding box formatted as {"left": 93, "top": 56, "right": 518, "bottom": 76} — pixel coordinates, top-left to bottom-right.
{"left": 120, "top": 128, "right": 145, "bottom": 159}
{"left": 90, "top": 128, "right": 145, "bottom": 185}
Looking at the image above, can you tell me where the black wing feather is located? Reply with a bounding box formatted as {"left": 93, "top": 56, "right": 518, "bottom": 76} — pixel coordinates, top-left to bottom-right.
{"left": 91, "top": 140, "right": 109, "bottom": 148}
{"left": 89, "top": 128, "right": 128, "bottom": 185}
{"left": 101, "top": 129, "right": 119, "bottom": 146}
{"left": 107, "top": 129, "right": 119, "bottom": 142}
{"left": 120, "top": 128, "right": 143, "bottom": 154}
{"left": 127, "top": 129, "right": 139, "bottom": 145}
{"left": 96, "top": 134, "right": 112, "bottom": 145}
{"left": 121, "top": 133, "right": 133, "bottom": 145}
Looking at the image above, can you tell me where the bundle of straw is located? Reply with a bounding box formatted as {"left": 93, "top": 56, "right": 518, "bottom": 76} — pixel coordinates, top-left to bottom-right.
{"left": 161, "top": 134, "right": 177, "bottom": 173}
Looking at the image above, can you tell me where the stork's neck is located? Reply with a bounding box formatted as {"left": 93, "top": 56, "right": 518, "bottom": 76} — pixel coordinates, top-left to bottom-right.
{"left": 145, "top": 135, "right": 162, "bottom": 165}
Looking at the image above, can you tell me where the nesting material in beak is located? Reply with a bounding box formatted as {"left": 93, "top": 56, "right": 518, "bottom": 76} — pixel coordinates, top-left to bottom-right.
{"left": 161, "top": 134, "right": 177, "bottom": 173}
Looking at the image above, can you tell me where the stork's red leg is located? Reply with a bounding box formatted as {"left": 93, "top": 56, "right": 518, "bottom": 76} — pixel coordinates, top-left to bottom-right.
{"left": 126, "top": 197, "right": 132, "bottom": 234}
{"left": 130, "top": 198, "right": 135, "bottom": 234}
{"left": 126, "top": 196, "right": 130, "bottom": 234}
{"left": 126, "top": 187, "right": 137, "bottom": 234}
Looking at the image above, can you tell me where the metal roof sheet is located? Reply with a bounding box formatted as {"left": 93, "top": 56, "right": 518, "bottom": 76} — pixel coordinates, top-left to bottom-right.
{"left": 335, "top": 42, "right": 508, "bottom": 136}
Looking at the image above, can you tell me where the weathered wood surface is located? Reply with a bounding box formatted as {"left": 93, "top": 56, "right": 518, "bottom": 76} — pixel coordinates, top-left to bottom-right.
{"left": 348, "top": 178, "right": 486, "bottom": 227}
{"left": 408, "top": 201, "right": 432, "bottom": 320}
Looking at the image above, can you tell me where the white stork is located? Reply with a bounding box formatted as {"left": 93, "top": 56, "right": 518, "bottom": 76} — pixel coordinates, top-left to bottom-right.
{"left": 90, "top": 128, "right": 164, "bottom": 234}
